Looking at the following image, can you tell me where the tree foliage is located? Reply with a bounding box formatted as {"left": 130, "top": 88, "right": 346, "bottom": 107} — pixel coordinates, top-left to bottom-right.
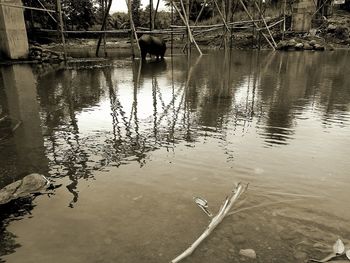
{"left": 23, "top": 0, "right": 98, "bottom": 30}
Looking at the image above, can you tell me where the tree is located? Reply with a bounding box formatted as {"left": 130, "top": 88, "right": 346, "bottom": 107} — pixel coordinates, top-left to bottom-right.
{"left": 163, "top": 0, "right": 213, "bottom": 22}
{"left": 22, "top": 0, "right": 98, "bottom": 30}
{"left": 132, "top": 0, "right": 142, "bottom": 27}
{"left": 62, "top": 0, "right": 97, "bottom": 30}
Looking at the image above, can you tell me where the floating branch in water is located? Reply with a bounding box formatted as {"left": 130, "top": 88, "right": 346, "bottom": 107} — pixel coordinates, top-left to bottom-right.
{"left": 171, "top": 183, "right": 246, "bottom": 263}
{"left": 308, "top": 238, "right": 350, "bottom": 262}
{"left": 193, "top": 196, "right": 212, "bottom": 217}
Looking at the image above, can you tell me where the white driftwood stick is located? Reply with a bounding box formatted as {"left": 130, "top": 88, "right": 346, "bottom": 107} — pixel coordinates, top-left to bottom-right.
{"left": 171, "top": 183, "right": 245, "bottom": 263}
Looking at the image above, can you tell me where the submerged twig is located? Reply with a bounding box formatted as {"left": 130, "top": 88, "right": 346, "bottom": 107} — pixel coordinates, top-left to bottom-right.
{"left": 11, "top": 121, "right": 22, "bottom": 133}
{"left": 227, "top": 198, "right": 304, "bottom": 216}
{"left": 171, "top": 183, "right": 246, "bottom": 263}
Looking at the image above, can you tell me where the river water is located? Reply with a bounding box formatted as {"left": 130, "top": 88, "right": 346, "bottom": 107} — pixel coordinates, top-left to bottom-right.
{"left": 0, "top": 50, "right": 349, "bottom": 263}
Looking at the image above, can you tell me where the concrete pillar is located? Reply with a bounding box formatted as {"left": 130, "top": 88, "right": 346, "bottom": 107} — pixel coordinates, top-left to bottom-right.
{"left": 292, "top": 0, "right": 315, "bottom": 32}
{"left": 0, "top": 0, "right": 29, "bottom": 59}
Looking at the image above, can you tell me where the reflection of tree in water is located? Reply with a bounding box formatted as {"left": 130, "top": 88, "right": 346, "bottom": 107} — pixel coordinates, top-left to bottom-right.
{"left": 102, "top": 67, "right": 151, "bottom": 167}
{"left": 0, "top": 198, "right": 35, "bottom": 262}
{"left": 32, "top": 52, "right": 350, "bottom": 204}
{"left": 256, "top": 51, "right": 350, "bottom": 146}
{"left": 37, "top": 68, "right": 105, "bottom": 207}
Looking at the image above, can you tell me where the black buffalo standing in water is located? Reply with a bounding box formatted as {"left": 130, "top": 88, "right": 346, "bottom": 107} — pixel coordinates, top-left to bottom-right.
{"left": 138, "top": 34, "right": 166, "bottom": 60}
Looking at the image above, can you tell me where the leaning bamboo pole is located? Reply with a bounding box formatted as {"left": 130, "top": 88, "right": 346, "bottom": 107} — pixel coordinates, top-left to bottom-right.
{"left": 37, "top": 0, "right": 57, "bottom": 22}
{"left": 0, "top": 2, "right": 56, "bottom": 12}
{"left": 153, "top": 0, "right": 160, "bottom": 28}
{"left": 254, "top": 1, "right": 277, "bottom": 47}
{"left": 282, "top": 0, "right": 286, "bottom": 40}
{"left": 126, "top": 0, "right": 141, "bottom": 58}
{"left": 238, "top": 0, "right": 275, "bottom": 50}
{"left": 212, "top": 0, "right": 230, "bottom": 31}
{"left": 194, "top": 0, "right": 207, "bottom": 25}
{"left": 56, "top": 0, "right": 67, "bottom": 62}
{"left": 171, "top": 0, "right": 203, "bottom": 55}
{"left": 96, "top": 0, "right": 113, "bottom": 57}
{"left": 186, "top": 0, "right": 190, "bottom": 54}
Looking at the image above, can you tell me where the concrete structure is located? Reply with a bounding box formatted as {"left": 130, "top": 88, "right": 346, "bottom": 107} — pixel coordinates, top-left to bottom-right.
{"left": 292, "top": 0, "right": 316, "bottom": 32}
{"left": 0, "top": 0, "right": 29, "bottom": 59}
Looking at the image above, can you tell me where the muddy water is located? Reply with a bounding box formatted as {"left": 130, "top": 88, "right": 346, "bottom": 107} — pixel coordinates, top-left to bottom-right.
{"left": 0, "top": 50, "right": 350, "bottom": 263}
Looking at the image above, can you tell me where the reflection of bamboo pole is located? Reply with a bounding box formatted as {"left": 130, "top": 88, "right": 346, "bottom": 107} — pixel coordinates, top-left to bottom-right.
{"left": 56, "top": 0, "right": 67, "bottom": 62}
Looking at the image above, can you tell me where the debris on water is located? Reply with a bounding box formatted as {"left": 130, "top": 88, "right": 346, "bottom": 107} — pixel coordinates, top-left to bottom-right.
{"left": 132, "top": 195, "right": 143, "bottom": 201}
{"left": 239, "top": 248, "right": 257, "bottom": 259}
{"left": 0, "top": 173, "right": 51, "bottom": 205}
{"left": 193, "top": 196, "right": 212, "bottom": 217}
{"left": 171, "top": 183, "right": 246, "bottom": 263}
{"left": 308, "top": 238, "right": 350, "bottom": 262}
{"left": 333, "top": 238, "right": 345, "bottom": 255}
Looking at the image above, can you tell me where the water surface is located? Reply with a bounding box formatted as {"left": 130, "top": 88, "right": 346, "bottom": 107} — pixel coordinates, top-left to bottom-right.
{"left": 0, "top": 50, "right": 350, "bottom": 263}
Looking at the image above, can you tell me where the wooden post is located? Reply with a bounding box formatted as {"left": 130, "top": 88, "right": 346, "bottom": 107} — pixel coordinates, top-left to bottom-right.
{"left": 96, "top": 0, "right": 113, "bottom": 57}
{"left": 227, "top": 0, "right": 232, "bottom": 34}
{"left": 258, "top": 0, "right": 262, "bottom": 49}
{"left": 126, "top": 0, "right": 141, "bottom": 59}
{"left": 37, "top": 0, "right": 57, "bottom": 23}
{"left": 282, "top": 0, "right": 286, "bottom": 39}
{"left": 254, "top": 0, "right": 277, "bottom": 48}
{"left": 172, "top": 0, "right": 202, "bottom": 55}
{"left": 238, "top": 0, "right": 275, "bottom": 50}
{"left": 153, "top": 0, "right": 160, "bottom": 29}
{"left": 194, "top": 0, "right": 207, "bottom": 25}
{"left": 171, "top": 2, "right": 174, "bottom": 56}
{"left": 57, "top": 0, "right": 67, "bottom": 62}
{"left": 186, "top": 0, "right": 190, "bottom": 54}
{"left": 150, "top": 0, "right": 153, "bottom": 31}
{"left": 102, "top": 0, "right": 107, "bottom": 57}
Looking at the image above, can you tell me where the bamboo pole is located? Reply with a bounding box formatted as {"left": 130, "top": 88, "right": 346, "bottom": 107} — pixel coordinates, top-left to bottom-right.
{"left": 171, "top": 0, "right": 202, "bottom": 55}
{"left": 102, "top": 0, "right": 107, "bottom": 57}
{"left": 153, "top": 0, "right": 160, "bottom": 28}
{"left": 171, "top": 2, "right": 174, "bottom": 56}
{"left": 194, "top": 0, "right": 207, "bottom": 25}
{"left": 150, "top": 0, "right": 153, "bottom": 31}
{"left": 170, "top": 18, "right": 271, "bottom": 28}
{"left": 182, "top": 0, "right": 191, "bottom": 54}
{"left": 238, "top": 0, "right": 275, "bottom": 50}
{"left": 254, "top": 1, "right": 277, "bottom": 47}
{"left": 171, "top": 183, "right": 246, "bottom": 263}
{"left": 212, "top": 0, "right": 230, "bottom": 31}
{"left": 0, "top": 2, "right": 56, "bottom": 12}
{"left": 37, "top": 0, "right": 57, "bottom": 22}
{"left": 56, "top": 0, "right": 67, "bottom": 62}
{"left": 282, "top": 0, "right": 286, "bottom": 40}
{"left": 96, "top": 0, "right": 113, "bottom": 57}
{"left": 126, "top": 0, "right": 141, "bottom": 58}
